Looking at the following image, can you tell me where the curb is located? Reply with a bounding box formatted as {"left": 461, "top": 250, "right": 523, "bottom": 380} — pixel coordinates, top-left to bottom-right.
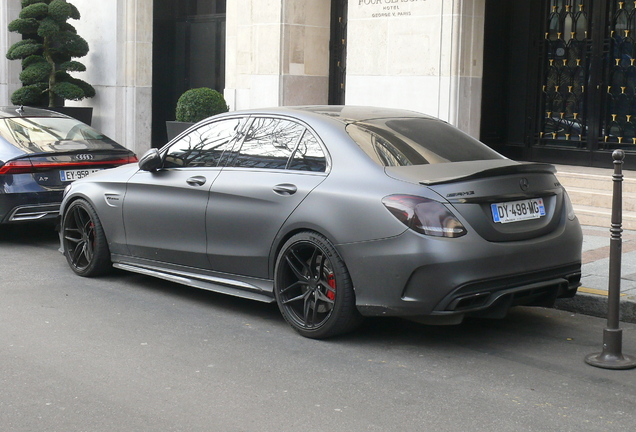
{"left": 555, "top": 292, "right": 636, "bottom": 324}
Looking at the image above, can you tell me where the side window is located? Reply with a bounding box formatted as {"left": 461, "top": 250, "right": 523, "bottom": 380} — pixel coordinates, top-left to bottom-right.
{"left": 163, "top": 117, "right": 245, "bottom": 168}
{"left": 288, "top": 130, "right": 327, "bottom": 172}
{"left": 228, "top": 118, "right": 304, "bottom": 169}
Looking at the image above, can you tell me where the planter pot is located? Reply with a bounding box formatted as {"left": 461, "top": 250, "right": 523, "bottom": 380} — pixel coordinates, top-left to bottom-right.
{"left": 47, "top": 106, "right": 93, "bottom": 126}
{"left": 166, "top": 121, "right": 194, "bottom": 142}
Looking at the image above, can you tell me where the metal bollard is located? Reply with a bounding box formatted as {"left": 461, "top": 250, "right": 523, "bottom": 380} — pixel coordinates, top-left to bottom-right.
{"left": 585, "top": 150, "right": 636, "bottom": 369}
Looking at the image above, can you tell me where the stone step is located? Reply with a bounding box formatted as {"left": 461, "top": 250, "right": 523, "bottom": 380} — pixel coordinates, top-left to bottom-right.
{"left": 566, "top": 186, "right": 636, "bottom": 212}
{"left": 552, "top": 165, "right": 636, "bottom": 229}
{"left": 505, "top": 164, "right": 636, "bottom": 228}
{"left": 572, "top": 204, "right": 636, "bottom": 230}
{"left": 556, "top": 171, "right": 636, "bottom": 194}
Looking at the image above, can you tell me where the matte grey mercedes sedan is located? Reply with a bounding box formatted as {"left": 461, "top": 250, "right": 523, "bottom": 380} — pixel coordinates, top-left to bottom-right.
{"left": 59, "top": 106, "right": 582, "bottom": 338}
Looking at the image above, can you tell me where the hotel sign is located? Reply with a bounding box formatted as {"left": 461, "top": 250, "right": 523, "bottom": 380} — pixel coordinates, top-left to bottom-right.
{"left": 351, "top": 0, "right": 430, "bottom": 19}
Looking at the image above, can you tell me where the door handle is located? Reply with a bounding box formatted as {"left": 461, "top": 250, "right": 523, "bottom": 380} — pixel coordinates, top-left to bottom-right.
{"left": 273, "top": 183, "right": 297, "bottom": 196}
{"left": 186, "top": 176, "right": 207, "bottom": 186}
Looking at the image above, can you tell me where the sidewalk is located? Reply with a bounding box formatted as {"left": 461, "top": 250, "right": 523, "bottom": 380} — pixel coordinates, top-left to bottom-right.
{"left": 555, "top": 224, "right": 636, "bottom": 323}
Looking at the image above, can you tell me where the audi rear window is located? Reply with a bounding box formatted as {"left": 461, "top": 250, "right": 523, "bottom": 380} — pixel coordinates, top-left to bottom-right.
{"left": 0, "top": 117, "right": 118, "bottom": 153}
{"left": 347, "top": 118, "right": 504, "bottom": 166}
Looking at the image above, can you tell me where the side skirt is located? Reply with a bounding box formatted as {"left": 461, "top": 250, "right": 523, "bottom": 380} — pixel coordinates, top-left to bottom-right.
{"left": 111, "top": 255, "right": 275, "bottom": 304}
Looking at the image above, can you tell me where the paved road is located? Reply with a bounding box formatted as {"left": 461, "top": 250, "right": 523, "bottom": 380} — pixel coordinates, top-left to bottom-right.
{"left": 1, "top": 224, "right": 635, "bottom": 432}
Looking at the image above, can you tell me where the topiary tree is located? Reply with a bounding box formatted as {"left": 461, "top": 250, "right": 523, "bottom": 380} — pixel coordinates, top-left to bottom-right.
{"left": 6, "top": 0, "right": 95, "bottom": 107}
{"left": 176, "top": 87, "right": 229, "bottom": 123}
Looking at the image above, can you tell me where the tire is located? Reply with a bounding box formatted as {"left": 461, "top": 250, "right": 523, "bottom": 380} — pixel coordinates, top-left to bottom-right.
{"left": 274, "top": 231, "right": 363, "bottom": 339}
{"left": 61, "top": 199, "right": 111, "bottom": 277}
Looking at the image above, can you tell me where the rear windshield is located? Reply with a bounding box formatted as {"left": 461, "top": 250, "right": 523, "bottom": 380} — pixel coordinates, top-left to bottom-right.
{"left": 0, "top": 116, "right": 118, "bottom": 153}
{"left": 346, "top": 118, "right": 504, "bottom": 166}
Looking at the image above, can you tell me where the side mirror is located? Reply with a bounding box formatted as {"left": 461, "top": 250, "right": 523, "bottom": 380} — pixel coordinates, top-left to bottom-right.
{"left": 138, "top": 148, "right": 162, "bottom": 172}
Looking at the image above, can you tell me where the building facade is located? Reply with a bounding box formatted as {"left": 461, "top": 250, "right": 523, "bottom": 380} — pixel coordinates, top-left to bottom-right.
{"left": 1, "top": 0, "right": 152, "bottom": 156}
{"left": 2, "top": 0, "right": 634, "bottom": 169}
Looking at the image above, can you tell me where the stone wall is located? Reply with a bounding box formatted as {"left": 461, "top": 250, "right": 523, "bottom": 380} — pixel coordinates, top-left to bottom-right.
{"left": 346, "top": 0, "right": 485, "bottom": 137}
{"left": 225, "top": 0, "right": 485, "bottom": 137}
{"left": 225, "top": 0, "right": 331, "bottom": 110}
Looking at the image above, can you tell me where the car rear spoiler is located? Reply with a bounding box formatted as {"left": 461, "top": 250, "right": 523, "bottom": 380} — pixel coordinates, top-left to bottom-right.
{"left": 417, "top": 163, "right": 557, "bottom": 186}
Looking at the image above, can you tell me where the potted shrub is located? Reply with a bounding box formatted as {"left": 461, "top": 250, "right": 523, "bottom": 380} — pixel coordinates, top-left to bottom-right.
{"left": 166, "top": 87, "right": 229, "bottom": 141}
{"left": 6, "top": 0, "right": 95, "bottom": 124}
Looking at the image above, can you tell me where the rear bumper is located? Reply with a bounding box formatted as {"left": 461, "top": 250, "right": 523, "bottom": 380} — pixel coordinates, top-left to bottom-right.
{"left": 427, "top": 264, "right": 579, "bottom": 318}
{"left": 337, "top": 217, "right": 582, "bottom": 320}
{"left": 0, "top": 192, "right": 62, "bottom": 223}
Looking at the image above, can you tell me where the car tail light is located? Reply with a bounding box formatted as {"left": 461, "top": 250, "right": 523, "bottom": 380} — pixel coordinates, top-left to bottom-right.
{"left": 563, "top": 190, "right": 576, "bottom": 221}
{"left": 382, "top": 194, "right": 467, "bottom": 238}
{"left": 0, "top": 156, "right": 137, "bottom": 175}
{"left": 0, "top": 160, "right": 34, "bottom": 175}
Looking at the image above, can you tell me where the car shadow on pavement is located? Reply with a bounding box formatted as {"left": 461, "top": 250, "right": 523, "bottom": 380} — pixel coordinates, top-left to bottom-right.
{"left": 336, "top": 309, "right": 624, "bottom": 379}
{"left": 101, "top": 265, "right": 594, "bottom": 350}
{"left": 112, "top": 269, "right": 584, "bottom": 352}
{"left": 0, "top": 221, "right": 59, "bottom": 247}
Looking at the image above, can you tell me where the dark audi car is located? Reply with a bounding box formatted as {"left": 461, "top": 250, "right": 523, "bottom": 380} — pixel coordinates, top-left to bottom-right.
{"left": 59, "top": 106, "right": 582, "bottom": 338}
{"left": 0, "top": 106, "right": 137, "bottom": 223}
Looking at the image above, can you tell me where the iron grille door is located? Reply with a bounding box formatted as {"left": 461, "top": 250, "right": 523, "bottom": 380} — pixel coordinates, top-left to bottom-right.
{"left": 602, "top": 1, "right": 636, "bottom": 148}
{"left": 537, "top": 0, "right": 636, "bottom": 159}
{"left": 538, "top": 0, "right": 594, "bottom": 148}
{"left": 329, "top": 0, "right": 347, "bottom": 105}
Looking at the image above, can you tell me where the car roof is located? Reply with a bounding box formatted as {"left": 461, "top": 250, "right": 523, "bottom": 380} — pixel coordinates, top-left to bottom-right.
{"left": 223, "top": 105, "right": 439, "bottom": 125}
{"left": 0, "top": 106, "right": 68, "bottom": 119}
{"left": 293, "top": 106, "right": 438, "bottom": 123}
{"left": 1, "top": 105, "right": 437, "bottom": 124}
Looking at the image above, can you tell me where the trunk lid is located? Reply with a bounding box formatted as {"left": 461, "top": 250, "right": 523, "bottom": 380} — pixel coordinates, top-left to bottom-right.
{"left": 385, "top": 160, "right": 566, "bottom": 242}
{"left": 2, "top": 148, "right": 137, "bottom": 189}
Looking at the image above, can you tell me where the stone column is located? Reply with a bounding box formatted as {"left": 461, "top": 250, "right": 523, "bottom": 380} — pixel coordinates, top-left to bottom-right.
{"left": 0, "top": 0, "right": 23, "bottom": 105}
{"left": 69, "top": 0, "right": 153, "bottom": 156}
{"left": 225, "top": 0, "right": 331, "bottom": 110}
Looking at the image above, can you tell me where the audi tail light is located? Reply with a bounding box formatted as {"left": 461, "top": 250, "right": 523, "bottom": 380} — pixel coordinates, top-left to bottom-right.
{"left": 0, "top": 155, "right": 138, "bottom": 175}
{"left": 382, "top": 194, "right": 467, "bottom": 238}
{"left": 0, "top": 160, "right": 33, "bottom": 175}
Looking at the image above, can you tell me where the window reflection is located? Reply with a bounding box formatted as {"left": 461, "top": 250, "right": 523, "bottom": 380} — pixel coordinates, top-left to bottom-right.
{"left": 347, "top": 119, "right": 502, "bottom": 167}
{"left": 0, "top": 117, "right": 111, "bottom": 152}
{"left": 288, "top": 130, "right": 327, "bottom": 172}
{"left": 163, "top": 118, "right": 244, "bottom": 168}
{"left": 229, "top": 118, "right": 304, "bottom": 169}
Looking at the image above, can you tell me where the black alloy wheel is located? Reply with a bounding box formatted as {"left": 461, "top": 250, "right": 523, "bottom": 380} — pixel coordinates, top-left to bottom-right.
{"left": 62, "top": 199, "right": 111, "bottom": 277}
{"left": 274, "top": 231, "right": 362, "bottom": 339}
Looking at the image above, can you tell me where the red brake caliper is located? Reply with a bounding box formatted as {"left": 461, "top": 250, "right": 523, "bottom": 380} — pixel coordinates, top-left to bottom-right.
{"left": 89, "top": 222, "right": 95, "bottom": 246}
{"left": 327, "top": 273, "right": 336, "bottom": 300}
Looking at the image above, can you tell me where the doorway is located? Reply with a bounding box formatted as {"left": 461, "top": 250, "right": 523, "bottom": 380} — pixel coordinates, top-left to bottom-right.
{"left": 152, "top": 0, "right": 226, "bottom": 148}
